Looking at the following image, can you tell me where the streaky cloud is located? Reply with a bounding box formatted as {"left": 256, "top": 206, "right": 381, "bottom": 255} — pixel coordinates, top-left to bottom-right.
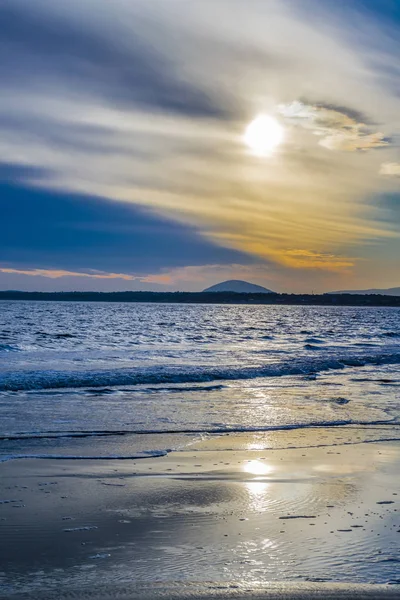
{"left": 0, "top": 0, "right": 399, "bottom": 292}
{"left": 278, "top": 101, "right": 389, "bottom": 152}
{"left": 0, "top": 1, "right": 231, "bottom": 120}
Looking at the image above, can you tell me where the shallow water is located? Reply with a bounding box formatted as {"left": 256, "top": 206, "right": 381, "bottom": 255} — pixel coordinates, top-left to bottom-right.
{"left": 0, "top": 301, "right": 399, "bottom": 460}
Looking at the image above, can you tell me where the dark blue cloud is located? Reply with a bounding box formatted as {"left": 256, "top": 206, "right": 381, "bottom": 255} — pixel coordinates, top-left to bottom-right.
{"left": 0, "top": 2, "right": 232, "bottom": 120}
{"left": 0, "top": 169, "right": 255, "bottom": 275}
{"left": 0, "top": 163, "right": 52, "bottom": 183}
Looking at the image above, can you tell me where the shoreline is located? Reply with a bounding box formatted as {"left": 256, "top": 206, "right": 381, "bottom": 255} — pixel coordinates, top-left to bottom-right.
{"left": 2, "top": 582, "right": 400, "bottom": 600}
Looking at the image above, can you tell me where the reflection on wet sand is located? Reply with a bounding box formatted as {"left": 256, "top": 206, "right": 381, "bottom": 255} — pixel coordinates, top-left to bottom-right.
{"left": 1, "top": 436, "right": 400, "bottom": 597}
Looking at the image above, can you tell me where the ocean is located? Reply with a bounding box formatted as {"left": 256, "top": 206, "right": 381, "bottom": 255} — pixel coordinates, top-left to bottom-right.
{"left": 1, "top": 301, "right": 399, "bottom": 461}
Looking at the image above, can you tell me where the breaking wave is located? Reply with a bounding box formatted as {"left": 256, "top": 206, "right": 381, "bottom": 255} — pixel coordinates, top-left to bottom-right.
{"left": 1, "top": 348, "right": 400, "bottom": 391}
{"left": 0, "top": 343, "right": 20, "bottom": 352}
{"left": 0, "top": 449, "right": 168, "bottom": 463}
{"left": 2, "top": 419, "right": 399, "bottom": 441}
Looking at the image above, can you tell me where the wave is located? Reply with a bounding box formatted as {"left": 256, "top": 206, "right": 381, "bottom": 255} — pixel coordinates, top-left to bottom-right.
{"left": 1, "top": 348, "right": 400, "bottom": 391}
{"left": 0, "top": 449, "right": 168, "bottom": 463}
{"left": 0, "top": 343, "right": 20, "bottom": 352}
{"left": 2, "top": 419, "right": 398, "bottom": 441}
{"left": 145, "top": 384, "right": 226, "bottom": 393}
{"left": 2, "top": 435, "right": 400, "bottom": 463}
{"left": 36, "top": 332, "right": 76, "bottom": 338}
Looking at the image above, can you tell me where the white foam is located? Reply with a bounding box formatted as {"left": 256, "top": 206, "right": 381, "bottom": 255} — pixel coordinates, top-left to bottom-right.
{"left": 63, "top": 526, "right": 98, "bottom": 532}
{"left": 2, "top": 347, "right": 400, "bottom": 391}
{"left": 0, "top": 449, "right": 168, "bottom": 463}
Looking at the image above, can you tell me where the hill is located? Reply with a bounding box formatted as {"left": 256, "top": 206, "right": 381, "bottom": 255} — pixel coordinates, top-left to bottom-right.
{"left": 202, "top": 280, "right": 274, "bottom": 293}
{"left": 329, "top": 286, "right": 400, "bottom": 296}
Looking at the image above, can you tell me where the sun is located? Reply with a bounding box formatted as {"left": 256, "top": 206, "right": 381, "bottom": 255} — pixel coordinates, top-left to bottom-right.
{"left": 245, "top": 114, "right": 284, "bottom": 156}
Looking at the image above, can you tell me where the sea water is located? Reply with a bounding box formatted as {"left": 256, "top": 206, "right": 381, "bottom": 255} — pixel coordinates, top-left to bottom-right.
{"left": 0, "top": 301, "right": 399, "bottom": 460}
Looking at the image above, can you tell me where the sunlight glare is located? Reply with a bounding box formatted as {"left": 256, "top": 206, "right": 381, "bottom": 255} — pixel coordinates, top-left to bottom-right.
{"left": 243, "top": 459, "right": 273, "bottom": 476}
{"left": 245, "top": 115, "right": 284, "bottom": 156}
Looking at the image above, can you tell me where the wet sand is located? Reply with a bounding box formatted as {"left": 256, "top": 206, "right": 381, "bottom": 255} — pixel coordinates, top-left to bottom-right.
{"left": 1, "top": 582, "right": 399, "bottom": 600}
{"left": 1, "top": 436, "right": 400, "bottom": 598}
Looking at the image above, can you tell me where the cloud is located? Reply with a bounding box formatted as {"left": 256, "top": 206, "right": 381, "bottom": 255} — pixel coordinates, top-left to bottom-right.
{"left": 0, "top": 2, "right": 231, "bottom": 121}
{"left": 0, "top": 270, "right": 167, "bottom": 292}
{"left": 0, "top": 179, "right": 255, "bottom": 275}
{"left": 0, "top": 0, "right": 399, "bottom": 292}
{"left": 0, "top": 268, "right": 137, "bottom": 281}
{"left": 278, "top": 101, "right": 389, "bottom": 151}
{"left": 281, "top": 249, "right": 354, "bottom": 271}
{"left": 380, "top": 162, "right": 400, "bottom": 177}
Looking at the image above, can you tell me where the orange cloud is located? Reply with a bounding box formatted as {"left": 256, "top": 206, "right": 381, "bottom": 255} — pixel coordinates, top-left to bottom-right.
{"left": 278, "top": 249, "right": 355, "bottom": 271}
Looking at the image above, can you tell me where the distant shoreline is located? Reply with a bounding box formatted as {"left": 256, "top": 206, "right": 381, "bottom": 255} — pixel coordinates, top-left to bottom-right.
{"left": 0, "top": 290, "right": 399, "bottom": 306}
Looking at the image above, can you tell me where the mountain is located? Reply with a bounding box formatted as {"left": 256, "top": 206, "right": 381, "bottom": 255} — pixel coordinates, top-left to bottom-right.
{"left": 202, "top": 280, "right": 274, "bottom": 293}
{"left": 328, "top": 287, "right": 400, "bottom": 296}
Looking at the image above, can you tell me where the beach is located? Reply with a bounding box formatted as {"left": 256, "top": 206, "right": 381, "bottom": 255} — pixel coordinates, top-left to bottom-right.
{"left": 1, "top": 301, "right": 400, "bottom": 597}
{"left": 1, "top": 429, "right": 400, "bottom": 598}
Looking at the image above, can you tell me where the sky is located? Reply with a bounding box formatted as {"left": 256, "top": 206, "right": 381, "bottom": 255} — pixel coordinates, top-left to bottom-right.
{"left": 0, "top": 0, "right": 399, "bottom": 293}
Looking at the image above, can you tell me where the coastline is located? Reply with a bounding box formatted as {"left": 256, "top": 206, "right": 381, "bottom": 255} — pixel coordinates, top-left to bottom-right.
{"left": 2, "top": 582, "right": 400, "bottom": 600}
{"left": 1, "top": 292, "right": 399, "bottom": 307}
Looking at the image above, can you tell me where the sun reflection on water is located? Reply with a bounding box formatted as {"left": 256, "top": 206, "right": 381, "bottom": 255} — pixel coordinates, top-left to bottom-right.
{"left": 243, "top": 459, "right": 273, "bottom": 476}
{"left": 243, "top": 460, "right": 273, "bottom": 511}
